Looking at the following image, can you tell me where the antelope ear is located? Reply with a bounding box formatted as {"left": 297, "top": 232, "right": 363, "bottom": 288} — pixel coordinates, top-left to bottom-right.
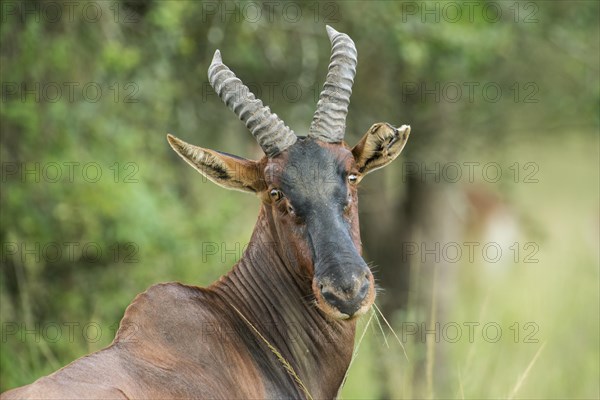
{"left": 352, "top": 123, "right": 411, "bottom": 177}
{"left": 167, "top": 134, "right": 266, "bottom": 193}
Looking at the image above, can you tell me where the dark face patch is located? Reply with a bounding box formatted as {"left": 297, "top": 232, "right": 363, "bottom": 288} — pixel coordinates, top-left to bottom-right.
{"left": 264, "top": 138, "right": 375, "bottom": 319}
{"left": 281, "top": 139, "right": 348, "bottom": 220}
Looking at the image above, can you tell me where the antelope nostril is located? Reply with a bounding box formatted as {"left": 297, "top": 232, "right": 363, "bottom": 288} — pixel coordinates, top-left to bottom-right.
{"left": 358, "top": 279, "right": 370, "bottom": 299}
{"left": 321, "top": 289, "right": 339, "bottom": 305}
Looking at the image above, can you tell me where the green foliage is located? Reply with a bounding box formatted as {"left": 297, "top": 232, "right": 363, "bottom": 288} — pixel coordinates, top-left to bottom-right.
{"left": 1, "top": 0, "right": 598, "bottom": 397}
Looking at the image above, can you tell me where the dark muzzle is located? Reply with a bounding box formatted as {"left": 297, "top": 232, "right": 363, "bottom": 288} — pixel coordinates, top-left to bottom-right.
{"left": 314, "top": 256, "right": 374, "bottom": 319}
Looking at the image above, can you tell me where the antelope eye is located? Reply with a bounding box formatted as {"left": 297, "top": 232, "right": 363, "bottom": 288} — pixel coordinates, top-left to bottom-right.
{"left": 348, "top": 174, "right": 358, "bottom": 184}
{"left": 270, "top": 189, "right": 282, "bottom": 201}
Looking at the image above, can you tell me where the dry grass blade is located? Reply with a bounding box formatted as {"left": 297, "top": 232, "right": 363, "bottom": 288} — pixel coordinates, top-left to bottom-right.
{"left": 373, "top": 303, "right": 409, "bottom": 362}
{"left": 507, "top": 342, "right": 547, "bottom": 400}
{"left": 373, "top": 309, "right": 390, "bottom": 348}
{"left": 426, "top": 267, "right": 439, "bottom": 399}
{"left": 338, "top": 309, "right": 376, "bottom": 397}
{"left": 463, "top": 292, "right": 491, "bottom": 372}
{"left": 458, "top": 365, "right": 465, "bottom": 400}
{"left": 229, "top": 304, "right": 314, "bottom": 400}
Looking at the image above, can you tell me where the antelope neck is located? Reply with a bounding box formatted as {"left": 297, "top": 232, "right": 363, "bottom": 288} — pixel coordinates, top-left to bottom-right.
{"left": 212, "top": 205, "right": 355, "bottom": 399}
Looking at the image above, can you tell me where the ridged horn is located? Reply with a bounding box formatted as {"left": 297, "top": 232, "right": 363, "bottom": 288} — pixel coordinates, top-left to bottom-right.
{"left": 208, "top": 50, "right": 297, "bottom": 157}
{"left": 309, "top": 25, "right": 357, "bottom": 143}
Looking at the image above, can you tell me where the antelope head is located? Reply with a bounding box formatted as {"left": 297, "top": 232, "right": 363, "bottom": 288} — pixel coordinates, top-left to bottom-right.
{"left": 168, "top": 26, "right": 410, "bottom": 320}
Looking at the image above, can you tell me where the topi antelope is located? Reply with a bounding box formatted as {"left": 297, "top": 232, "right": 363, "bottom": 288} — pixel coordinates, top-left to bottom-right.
{"left": 2, "top": 26, "right": 410, "bottom": 399}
